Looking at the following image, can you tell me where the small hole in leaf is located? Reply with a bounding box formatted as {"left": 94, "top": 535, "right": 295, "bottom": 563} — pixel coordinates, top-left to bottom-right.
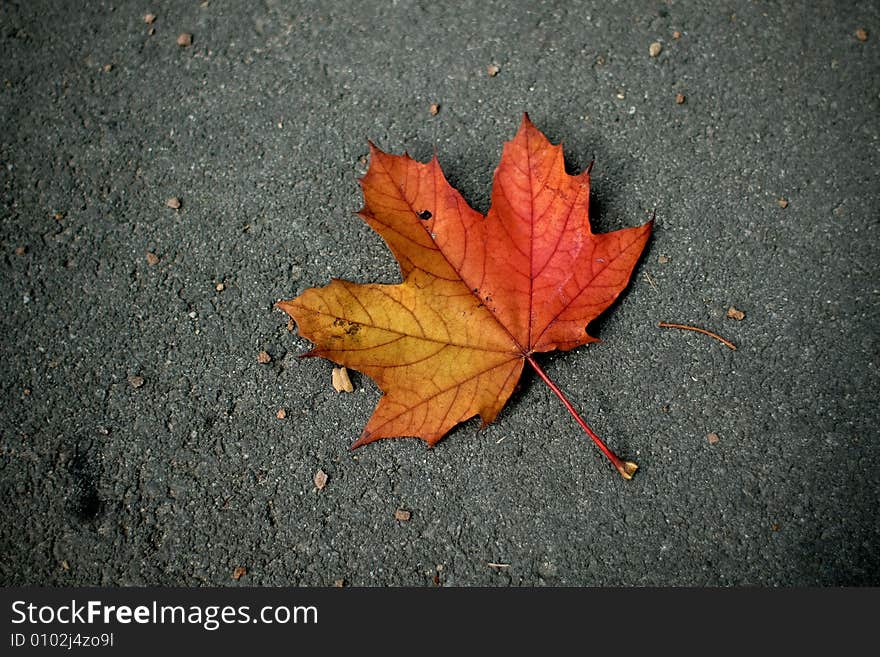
{"left": 418, "top": 210, "right": 432, "bottom": 220}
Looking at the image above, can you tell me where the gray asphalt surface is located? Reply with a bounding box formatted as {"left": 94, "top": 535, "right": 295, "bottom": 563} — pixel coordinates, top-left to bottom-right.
{"left": 1, "top": 0, "right": 878, "bottom": 586}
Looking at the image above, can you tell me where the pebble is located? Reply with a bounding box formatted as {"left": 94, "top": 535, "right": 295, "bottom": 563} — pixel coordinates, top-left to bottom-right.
{"left": 727, "top": 306, "right": 745, "bottom": 321}
{"left": 313, "top": 469, "right": 328, "bottom": 490}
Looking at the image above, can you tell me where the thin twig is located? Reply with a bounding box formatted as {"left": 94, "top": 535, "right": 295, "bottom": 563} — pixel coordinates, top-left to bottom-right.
{"left": 658, "top": 322, "right": 737, "bottom": 351}
{"left": 643, "top": 271, "right": 658, "bottom": 290}
{"left": 487, "top": 562, "right": 510, "bottom": 568}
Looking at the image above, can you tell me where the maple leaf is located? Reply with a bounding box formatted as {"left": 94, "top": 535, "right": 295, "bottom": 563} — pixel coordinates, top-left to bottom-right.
{"left": 277, "top": 115, "right": 652, "bottom": 478}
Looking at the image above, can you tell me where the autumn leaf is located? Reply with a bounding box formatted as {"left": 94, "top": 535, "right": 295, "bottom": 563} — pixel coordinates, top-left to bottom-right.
{"left": 277, "top": 114, "right": 651, "bottom": 478}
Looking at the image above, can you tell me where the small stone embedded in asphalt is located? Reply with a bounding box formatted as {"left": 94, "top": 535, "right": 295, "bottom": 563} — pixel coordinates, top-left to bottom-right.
{"left": 177, "top": 33, "right": 192, "bottom": 47}
{"left": 486, "top": 63, "right": 500, "bottom": 76}
{"left": 394, "top": 509, "right": 411, "bottom": 521}
{"left": 707, "top": 432, "right": 720, "bottom": 445}
{"left": 314, "top": 469, "right": 328, "bottom": 490}
{"left": 649, "top": 41, "right": 662, "bottom": 57}
{"left": 165, "top": 197, "right": 181, "bottom": 209}
{"left": 146, "top": 252, "right": 159, "bottom": 266}
{"left": 727, "top": 306, "right": 745, "bottom": 321}
{"left": 128, "top": 375, "right": 145, "bottom": 389}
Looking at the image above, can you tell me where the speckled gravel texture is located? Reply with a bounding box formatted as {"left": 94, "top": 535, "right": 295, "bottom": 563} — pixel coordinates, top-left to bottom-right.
{"left": 1, "top": 0, "right": 878, "bottom": 586}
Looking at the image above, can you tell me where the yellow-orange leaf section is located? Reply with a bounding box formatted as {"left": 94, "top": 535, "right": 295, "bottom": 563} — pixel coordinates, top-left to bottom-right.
{"left": 278, "top": 115, "right": 651, "bottom": 477}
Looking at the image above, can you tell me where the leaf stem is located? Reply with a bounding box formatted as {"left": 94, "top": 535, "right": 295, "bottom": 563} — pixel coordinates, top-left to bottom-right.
{"left": 525, "top": 355, "right": 638, "bottom": 480}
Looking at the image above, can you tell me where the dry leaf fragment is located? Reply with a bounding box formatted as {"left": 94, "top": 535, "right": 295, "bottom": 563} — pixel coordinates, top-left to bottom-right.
{"left": 14, "top": 246, "right": 25, "bottom": 255}
{"left": 726, "top": 306, "right": 745, "bottom": 321}
{"left": 855, "top": 28, "right": 868, "bottom": 42}
{"left": 177, "top": 32, "right": 193, "bottom": 47}
{"left": 658, "top": 255, "right": 670, "bottom": 264}
{"left": 102, "top": 63, "right": 113, "bottom": 73}
{"left": 276, "top": 408, "right": 287, "bottom": 419}
{"left": 257, "top": 350, "right": 272, "bottom": 364}
{"left": 707, "top": 432, "right": 720, "bottom": 445}
{"left": 128, "top": 375, "right": 145, "bottom": 388}
{"left": 313, "top": 469, "right": 328, "bottom": 490}
{"left": 146, "top": 252, "right": 159, "bottom": 266}
{"left": 61, "top": 560, "right": 70, "bottom": 571}
{"left": 777, "top": 197, "right": 789, "bottom": 209}
{"left": 649, "top": 42, "right": 663, "bottom": 57}
{"left": 144, "top": 13, "right": 156, "bottom": 24}
{"left": 331, "top": 366, "right": 354, "bottom": 393}
{"left": 675, "top": 93, "right": 686, "bottom": 104}
{"left": 165, "top": 197, "right": 181, "bottom": 209}
{"left": 486, "top": 63, "right": 500, "bottom": 76}
{"left": 333, "top": 578, "right": 345, "bottom": 587}
{"left": 394, "top": 509, "right": 411, "bottom": 521}
{"left": 672, "top": 30, "right": 681, "bottom": 40}
{"left": 232, "top": 566, "right": 246, "bottom": 580}
{"left": 429, "top": 103, "right": 440, "bottom": 116}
